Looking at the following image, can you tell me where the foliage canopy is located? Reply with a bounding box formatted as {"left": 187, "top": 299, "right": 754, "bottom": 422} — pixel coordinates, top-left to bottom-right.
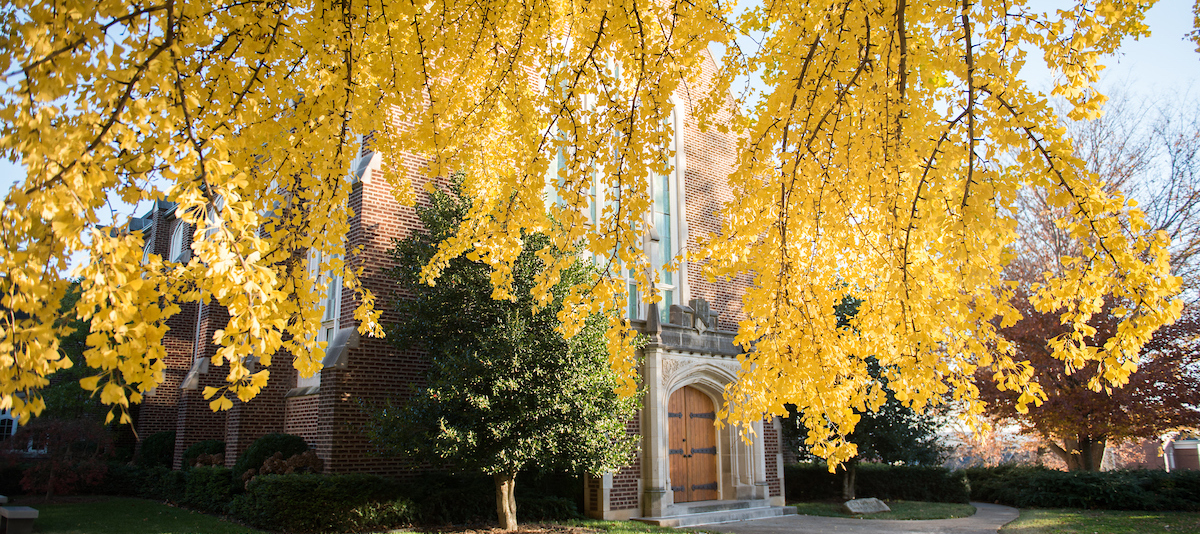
{"left": 0, "top": 0, "right": 1192, "bottom": 464}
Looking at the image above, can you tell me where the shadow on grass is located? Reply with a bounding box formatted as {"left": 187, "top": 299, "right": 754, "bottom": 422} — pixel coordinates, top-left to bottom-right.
{"left": 1001, "top": 508, "right": 1200, "bottom": 534}
{"left": 18, "top": 496, "right": 260, "bottom": 534}
{"left": 790, "top": 501, "right": 976, "bottom": 520}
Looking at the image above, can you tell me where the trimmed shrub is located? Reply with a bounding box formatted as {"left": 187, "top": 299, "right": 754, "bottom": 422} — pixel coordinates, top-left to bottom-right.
{"left": 99, "top": 463, "right": 146, "bottom": 496}
{"left": 518, "top": 470, "right": 584, "bottom": 513}
{"left": 182, "top": 440, "right": 225, "bottom": 469}
{"left": 966, "top": 465, "right": 1200, "bottom": 511}
{"left": 783, "top": 463, "right": 840, "bottom": 502}
{"left": 0, "top": 464, "right": 26, "bottom": 495}
{"left": 137, "top": 431, "right": 176, "bottom": 468}
{"left": 233, "top": 433, "right": 308, "bottom": 479}
{"left": 784, "top": 462, "right": 969, "bottom": 503}
{"left": 142, "top": 466, "right": 187, "bottom": 503}
{"left": 259, "top": 450, "right": 324, "bottom": 476}
{"left": 347, "top": 499, "right": 419, "bottom": 532}
{"left": 856, "top": 464, "right": 969, "bottom": 502}
{"left": 518, "top": 496, "right": 581, "bottom": 521}
{"left": 185, "top": 466, "right": 234, "bottom": 513}
{"left": 400, "top": 472, "right": 494, "bottom": 524}
{"left": 3, "top": 419, "right": 114, "bottom": 497}
{"left": 393, "top": 471, "right": 582, "bottom": 524}
{"left": 230, "top": 473, "right": 413, "bottom": 533}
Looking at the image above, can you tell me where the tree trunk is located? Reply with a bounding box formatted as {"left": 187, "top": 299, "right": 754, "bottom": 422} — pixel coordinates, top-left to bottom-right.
{"left": 45, "top": 466, "right": 55, "bottom": 500}
{"left": 1046, "top": 434, "right": 1107, "bottom": 471}
{"left": 494, "top": 472, "right": 517, "bottom": 531}
{"left": 841, "top": 463, "right": 857, "bottom": 501}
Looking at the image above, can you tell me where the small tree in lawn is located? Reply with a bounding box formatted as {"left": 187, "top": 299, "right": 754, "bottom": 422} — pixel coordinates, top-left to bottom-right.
{"left": 363, "top": 179, "right": 638, "bottom": 530}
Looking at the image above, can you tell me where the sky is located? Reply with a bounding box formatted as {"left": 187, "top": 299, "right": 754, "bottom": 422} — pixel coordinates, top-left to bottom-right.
{"left": 1, "top": 0, "right": 1198, "bottom": 271}
{"left": 1028, "top": 0, "right": 1199, "bottom": 96}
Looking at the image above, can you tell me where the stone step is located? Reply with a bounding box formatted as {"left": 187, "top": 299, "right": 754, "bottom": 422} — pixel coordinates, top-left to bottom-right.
{"left": 672, "top": 499, "right": 758, "bottom": 514}
{"left": 634, "top": 504, "right": 796, "bottom": 528}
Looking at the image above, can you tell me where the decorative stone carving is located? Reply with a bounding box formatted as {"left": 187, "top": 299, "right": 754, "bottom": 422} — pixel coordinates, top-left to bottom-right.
{"left": 661, "top": 357, "right": 683, "bottom": 388}
{"left": 689, "top": 298, "right": 719, "bottom": 332}
{"left": 721, "top": 360, "right": 741, "bottom": 377}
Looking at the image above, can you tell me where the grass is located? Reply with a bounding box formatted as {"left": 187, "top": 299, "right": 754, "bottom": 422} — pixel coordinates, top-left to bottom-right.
{"left": 21, "top": 497, "right": 692, "bottom": 534}
{"left": 546, "top": 519, "right": 695, "bottom": 534}
{"left": 791, "top": 500, "right": 976, "bottom": 520}
{"left": 1001, "top": 508, "right": 1200, "bottom": 534}
{"left": 25, "top": 496, "right": 261, "bottom": 534}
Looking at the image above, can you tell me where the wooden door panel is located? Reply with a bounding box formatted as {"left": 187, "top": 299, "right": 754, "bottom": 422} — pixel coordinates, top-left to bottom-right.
{"left": 668, "top": 388, "right": 687, "bottom": 503}
{"left": 686, "top": 388, "right": 719, "bottom": 501}
{"left": 668, "top": 386, "right": 720, "bottom": 503}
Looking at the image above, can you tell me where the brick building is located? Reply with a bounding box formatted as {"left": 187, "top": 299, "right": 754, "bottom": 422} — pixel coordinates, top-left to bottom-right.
{"left": 130, "top": 52, "right": 788, "bottom": 524}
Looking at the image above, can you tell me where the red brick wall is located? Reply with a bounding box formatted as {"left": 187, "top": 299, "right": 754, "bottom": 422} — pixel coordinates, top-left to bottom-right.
{"left": 764, "top": 418, "right": 781, "bottom": 498}
{"left": 135, "top": 301, "right": 196, "bottom": 439}
{"left": 309, "top": 160, "right": 444, "bottom": 476}
{"left": 610, "top": 415, "right": 642, "bottom": 510}
{"left": 587, "top": 476, "right": 601, "bottom": 512}
{"left": 136, "top": 208, "right": 199, "bottom": 451}
{"left": 285, "top": 395, "right": 320, "bottom": 444}
{"left": 174, "top": 300, "right": 230, "bottom": 470}
{"left": 679, "top": 55, "right": 749, "bottom": 333}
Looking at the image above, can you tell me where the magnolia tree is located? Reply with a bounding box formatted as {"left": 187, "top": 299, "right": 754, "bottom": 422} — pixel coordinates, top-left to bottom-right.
{"left": 363, "top": 181, "right": 637, "bottom": 530}
{"left": 1, "top": 0, "right": 1196, "bottom": 464}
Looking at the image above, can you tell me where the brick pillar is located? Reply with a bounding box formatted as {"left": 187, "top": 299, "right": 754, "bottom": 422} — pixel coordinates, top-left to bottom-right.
{"left": 173, "top": 300, "right": 229, "bottom": 469}
{"left": 134, "top": 205, "right": 196, "bottom": 449}
{"left": 136, "top": 301, "right": 198, "bottom": 440}
{"left": 224, "top": 357, "right": 295, "bottom": 469}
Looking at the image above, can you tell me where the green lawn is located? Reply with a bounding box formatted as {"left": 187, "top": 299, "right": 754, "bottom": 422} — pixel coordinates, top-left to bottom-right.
{"left": 1001, "top": 508, "right": 1200, "bottom": 534}
{"left": 791, "top": 500, "right": 976, "bottom": 520}
{"left": 29, "top": 497, "right": 261, "bottom": 534}
{"left": 23, "top": 497, "right": 692, "bottom": 534}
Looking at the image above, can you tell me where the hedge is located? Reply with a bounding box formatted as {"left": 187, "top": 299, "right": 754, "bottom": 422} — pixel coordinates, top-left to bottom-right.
{"left": 391, "top": 471, "right": 582, "bottom": 525}
{"left": 90, "top": 461, "right": 582, "bottom": 531}
{"left": 230, "top": 473, "right": 414, "bottom": 532}
{"left": 784, "top": 462, "right": 969, "bottom": 503}
{"left": 136, "top": 431, "right": 176, "bottom": 468}
{"left": 182, "top": 440, "right": 226, "bottom": 470}
{"left": 185, "top": 466, "right": 234, "bottom": 513}
{"left": 965, "top": 465, "right": 1200, "bottom": 511}
{"left": 233, "top": 433, "right": 309, "bottom": 478}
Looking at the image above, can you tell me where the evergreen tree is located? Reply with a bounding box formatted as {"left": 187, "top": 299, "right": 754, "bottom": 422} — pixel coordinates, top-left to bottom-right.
{"left": 363, "top": 179, "right": 638, "bottom": 530}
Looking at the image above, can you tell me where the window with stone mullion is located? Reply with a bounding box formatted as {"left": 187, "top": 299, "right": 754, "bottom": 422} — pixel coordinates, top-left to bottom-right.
{"left": 299, "top": 247, "right": 341, "bottom": 389}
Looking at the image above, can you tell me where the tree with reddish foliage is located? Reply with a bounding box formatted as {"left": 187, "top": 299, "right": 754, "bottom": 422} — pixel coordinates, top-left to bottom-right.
{"left": 0, "top": 418, "right": 113, "bottom": 498}
{"left": 979, "top": 301, "right": 1200, "bottom": 471}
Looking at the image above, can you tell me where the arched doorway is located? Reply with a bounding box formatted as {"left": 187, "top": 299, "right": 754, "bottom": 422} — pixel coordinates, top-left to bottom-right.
{"left": 668, "top": 385, "right": 718, "bottom": 502}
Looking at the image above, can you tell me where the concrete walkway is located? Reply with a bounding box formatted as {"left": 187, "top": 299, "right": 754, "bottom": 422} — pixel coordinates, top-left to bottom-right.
{"left": 699, "top": 503, "right": 1019, "bottom": 534}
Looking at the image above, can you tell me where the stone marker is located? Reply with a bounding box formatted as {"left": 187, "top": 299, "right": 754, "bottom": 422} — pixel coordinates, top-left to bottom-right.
{"left": 1, "top": 505, "right": 39, "bottom": 534}
{"left": 841, "top": 497, "right": 891, "bottom": 515}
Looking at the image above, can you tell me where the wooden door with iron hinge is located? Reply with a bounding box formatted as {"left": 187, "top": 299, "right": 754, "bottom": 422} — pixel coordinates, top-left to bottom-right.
{"left": 668, "top": 385, "right": 718, "bottom": 503}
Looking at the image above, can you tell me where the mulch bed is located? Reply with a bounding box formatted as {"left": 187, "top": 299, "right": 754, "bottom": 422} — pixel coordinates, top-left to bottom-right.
{"left": 419, "top": 524, "right": 602, "bottom": 534}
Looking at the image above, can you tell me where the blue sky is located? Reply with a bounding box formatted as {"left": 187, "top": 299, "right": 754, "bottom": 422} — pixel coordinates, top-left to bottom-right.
{"left": 1027, "top": 0, "right": 1199, "bottom": 96}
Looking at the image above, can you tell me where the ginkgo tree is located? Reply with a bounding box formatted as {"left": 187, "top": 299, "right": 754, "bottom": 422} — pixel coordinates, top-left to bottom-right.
{"left": 1, "top": 0, "right": 1195, "bottom": 465}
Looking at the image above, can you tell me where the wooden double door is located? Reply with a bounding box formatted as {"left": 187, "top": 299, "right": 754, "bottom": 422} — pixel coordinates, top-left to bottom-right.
{"left": 668, "top": 386, "right": 719, "bottom": 503}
